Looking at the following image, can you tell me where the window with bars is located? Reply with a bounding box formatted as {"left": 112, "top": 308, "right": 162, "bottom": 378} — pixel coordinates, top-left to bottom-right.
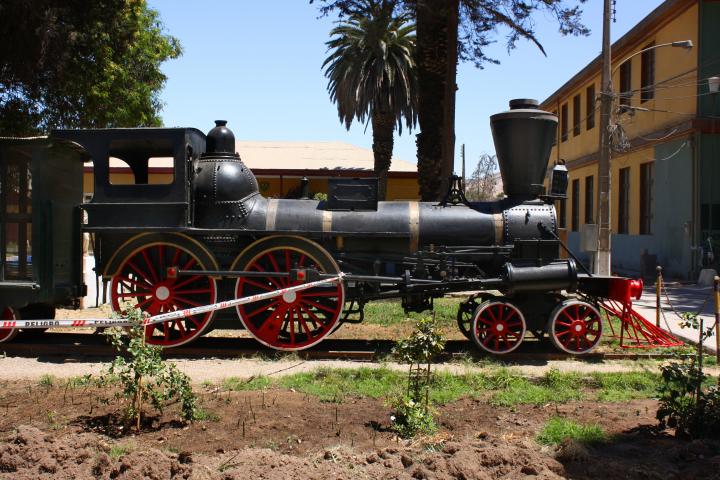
{"left": 584, "top": 176, "right": 594, "bottom": 224}
{"left": 640, "top": 162, "right": 654, "bottom": 234}
{"left": 561, "top": 103, "right": 569, "bottom": 142}
{"left": 571, "top": 179, "right": 580, "bottom": 231}
{"left": 573, "top": 94, "right": 581, "bottom": 136}
{"left": 641, "top": 44, "right": 655, "bottom": 102}
{"left": 1, "top": 159, "right": 33, "bottom": 280}
{"left": 618, "top": 167, "right": 630, "bottom": 234}
{"left": 586, "top": 84, "right": 596, "bottom": 130}
{"left": 619, "top": 61, "right": 632, "bottom": 110}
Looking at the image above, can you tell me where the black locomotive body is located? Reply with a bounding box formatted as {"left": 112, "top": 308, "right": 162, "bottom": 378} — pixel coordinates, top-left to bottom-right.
{"left": 0, "top": 99, "right": 627, "bottom": 354}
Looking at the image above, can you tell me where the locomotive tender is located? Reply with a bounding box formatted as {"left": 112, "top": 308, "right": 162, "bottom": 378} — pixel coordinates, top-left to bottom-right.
{"left": 0, "top": 99, "right": 639, "bottom": 354}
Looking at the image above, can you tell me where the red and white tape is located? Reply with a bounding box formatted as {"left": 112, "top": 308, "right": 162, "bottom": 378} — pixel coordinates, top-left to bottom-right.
{"left": 0, "top": 274, "right": 345, "bottom": 329}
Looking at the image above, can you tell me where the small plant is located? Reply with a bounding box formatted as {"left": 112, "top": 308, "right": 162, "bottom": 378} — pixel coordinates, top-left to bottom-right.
{"left": 536, "top": 417, "right": 607, "bottom": 446}
{"left": 109, "top": 444, "right": 132, "bottom": 459}
{"left": 391, "top": 315, "right": 445, "bottom": 438}
{"left": 101, "top": 306, "right": 198, "bottom": 431}
{"left": 656, "top": 312, "right": 720, "bottom": 438}
{"left": 194, "top": 408, "right": 221, "bottom": 422}
{"left": 38, "top": 374, "right": 55, "bottom": 388}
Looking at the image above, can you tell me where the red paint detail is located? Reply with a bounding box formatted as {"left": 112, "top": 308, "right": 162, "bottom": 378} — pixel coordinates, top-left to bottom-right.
{"left": 237, "top": 247, "right": 342, "bottom": 350}
{"left": 473, "top": 303, "right": 525, "bottom": 354}
{"left": 167, "top": 266, "right": 178, "bottom": 279}
{"left": 111, "top": 243, "right": 216, "bottom": 347}
{"left": 599, "top": 298, "right": 683, "bottom": 349}
{"left": 607, "top": 277, "right": 645, "bottom": 304}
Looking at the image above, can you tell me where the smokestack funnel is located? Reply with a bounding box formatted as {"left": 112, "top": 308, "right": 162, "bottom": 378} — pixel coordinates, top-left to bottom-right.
{"left": 490, "top": 99, "right": 558, "bottom": 198}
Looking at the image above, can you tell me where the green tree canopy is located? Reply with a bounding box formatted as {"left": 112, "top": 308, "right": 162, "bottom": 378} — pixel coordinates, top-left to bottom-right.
{"left": 323, "top": 2, "right": 418, "bottom": 199}
{"left": 0, "top": 0, "right": 181, "bottom": 136}
{"left": 314, "top": 0, "right": 588, "bottom": 200}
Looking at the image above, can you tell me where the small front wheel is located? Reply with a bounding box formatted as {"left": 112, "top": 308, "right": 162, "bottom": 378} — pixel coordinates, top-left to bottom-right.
{"left": 547, "top": 300, "right": 603, "bottom": 354}
{"left": 470, "top": 300, "right": 526, "bottom": 354}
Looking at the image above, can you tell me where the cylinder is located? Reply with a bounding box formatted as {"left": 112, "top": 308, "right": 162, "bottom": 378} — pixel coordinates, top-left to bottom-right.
{"left": 502, "top": 260, "right": 578, "bottom": 294}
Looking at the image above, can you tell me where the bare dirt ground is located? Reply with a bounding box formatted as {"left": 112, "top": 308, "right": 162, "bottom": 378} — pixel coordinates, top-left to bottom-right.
{"left": 0, "top": 307, "right": 716, "bottom": 479}
{"left": 1, "top": 380, "right": 719, "bottom": 480}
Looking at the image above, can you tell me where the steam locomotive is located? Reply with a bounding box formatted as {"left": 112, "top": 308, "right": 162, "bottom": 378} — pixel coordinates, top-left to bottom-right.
{"left": 0, "top": 99, "right": 641, "bottom": 354}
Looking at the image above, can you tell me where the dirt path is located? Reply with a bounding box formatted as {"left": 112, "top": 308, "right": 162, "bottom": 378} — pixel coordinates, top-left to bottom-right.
{"left": 1, "top": 355, "right": 716, "bottom": 382}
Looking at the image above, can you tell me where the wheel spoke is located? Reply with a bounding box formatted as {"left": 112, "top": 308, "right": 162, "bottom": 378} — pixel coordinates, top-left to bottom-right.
{"left": 141, "top": 249, "right": 160, "bottom": 284}
{"left": 244, "top": 300, "right": 280, "bottom": 319}
{"left": 241, "top": 278, "right": 275, "bottom": 292}
{"left": 297, "top": 308, "right": 313, "bottom": 337}
{"left": 173, "top": 296, "right": 202, "bottom": 308}
{"left": 301, "top": 299, "right": 338, "bottom": 314}
{"left": 288, "top": 308, "right": 296, "bottom": 345}
{"left": 174, "top": 288, "right": 212, "bottom": 295}
{"left": 128, "top": 260, "right": 153, "bottom": 285}
{"left": 172, "top": 275, "right": 205, "bottom": 290}
{"left": 300, "top": 304, "right": 323, "bottom": 329}
{"left": 121, "top": 277, "right": 153, "bottom": 291}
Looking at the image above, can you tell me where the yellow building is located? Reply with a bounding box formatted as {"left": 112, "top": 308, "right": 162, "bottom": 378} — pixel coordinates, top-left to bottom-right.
{"left": 541, "top": 0, "right": 720, "bottom": 279}
{"left": 83, "top": 140, "right": 419, "bottom": 201}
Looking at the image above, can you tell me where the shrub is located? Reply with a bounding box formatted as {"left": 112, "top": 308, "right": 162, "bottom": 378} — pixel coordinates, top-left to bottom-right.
{"left": 391, "top": 315, "right": 445, "bottom": 438}
{"left": 101, "top": 307, "right": 198, "bottom": 430}
{"left": 656, "top": 312, "right": 720, "bottom": 438}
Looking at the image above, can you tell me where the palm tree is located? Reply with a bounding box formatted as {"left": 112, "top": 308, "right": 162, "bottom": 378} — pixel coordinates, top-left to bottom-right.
{"left": 323, "top": 2, "right": 417, "bottom": 200}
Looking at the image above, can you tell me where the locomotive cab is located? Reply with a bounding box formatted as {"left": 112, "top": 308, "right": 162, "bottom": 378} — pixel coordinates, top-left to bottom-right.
{"left": 53, "top": 127, "right": 206, "bottom": 230}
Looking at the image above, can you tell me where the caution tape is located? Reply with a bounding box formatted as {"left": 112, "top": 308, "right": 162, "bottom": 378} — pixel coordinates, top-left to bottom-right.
{"left": 143, "top": 273, "right": 345, "bottom": 326}
{"left": 0, "top": 273, "right": 345, "bottom": 330}
{"left": 1, "top": 318, "right": 130, "bottom": 329}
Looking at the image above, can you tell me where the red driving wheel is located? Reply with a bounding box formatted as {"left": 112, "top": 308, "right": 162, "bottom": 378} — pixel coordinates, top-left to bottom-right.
{"left": 547, "top": 300, "right": 603, "bottom": 354}
{"left": 111, "top": 241, "right": 217, "bottom": 347}
{"left": 0, "top": 307, "right": 18, "bottom": 343}
{"left": 471, "top": 300, "right": 526, "bottom": 354}
{"left": 233, "top": 236, "right": 344, "bottom": 351}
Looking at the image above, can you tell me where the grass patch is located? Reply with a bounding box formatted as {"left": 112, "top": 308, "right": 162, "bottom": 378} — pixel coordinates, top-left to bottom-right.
{"left": 490, "top": 369, "right": 584, "bottom": 407}
{"left": 589, "top": 371, "right": 660, "bottom": 402}
{"left": 65, "top": 374, "right": 94, "bottom": 389}
{"left": 222, "top": 376, "right": 271, "bottom": 391}
{"left": 194, "top": 408, "right": 221, "bottom": 422}
{"left": 38, "top": 374, "right": 55, "bottom": 387}
{"left": 536, "top": 417, "right": 607, "bottom": 446}
{"left": 109, "top": 444, "right": 133, "bottom": 459}
{"left": 363, "top": 298, "right": 460, "bottom": 327}
{"left": 206, "top": 367, "right": 667, "bottom": 407}
{"left": 279, "top": 367, "right": 403, "bottom": 402}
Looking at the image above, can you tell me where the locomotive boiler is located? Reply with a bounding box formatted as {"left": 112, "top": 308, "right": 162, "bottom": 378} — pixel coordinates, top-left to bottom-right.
{"left": 0, "top": 98, "right": 637, "bottom": 355}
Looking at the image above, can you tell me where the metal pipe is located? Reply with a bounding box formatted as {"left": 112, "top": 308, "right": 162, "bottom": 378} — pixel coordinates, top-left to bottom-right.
{"left": 656, "top": 266, "right": 662, "bottom": 328}
{"left": 715, "top": 275, "right": 719, "bottom": 364}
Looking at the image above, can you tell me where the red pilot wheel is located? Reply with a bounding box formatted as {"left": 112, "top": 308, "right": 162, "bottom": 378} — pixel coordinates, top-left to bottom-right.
{"left": 233, "top": 236, "right": 344, "bottom": 351}
{"left": 111, "top": 238, "right": 217, "bottom": 347}
{"left": 471, "top": 300, "right": 526, "bottom": 354}
{"left": 547, "top": 300, "right": 603, "bottom": 354}
{"left": 0, "top": 307, "right": 18, "bottom": 343}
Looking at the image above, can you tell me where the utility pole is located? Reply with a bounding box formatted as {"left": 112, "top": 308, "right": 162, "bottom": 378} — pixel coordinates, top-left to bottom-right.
{"left": 596, "top": 0, "right": 613, "bottom": 275}
{"left": 461, "top": 143, "right": 466, "bottom": 193}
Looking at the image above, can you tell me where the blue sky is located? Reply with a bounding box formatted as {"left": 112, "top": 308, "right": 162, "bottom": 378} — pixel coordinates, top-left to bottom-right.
{"left": 149, "top": 0, "right": 666, "bottom": 172}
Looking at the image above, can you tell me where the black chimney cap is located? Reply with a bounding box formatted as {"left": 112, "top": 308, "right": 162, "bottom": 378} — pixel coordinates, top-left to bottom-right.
{"left": 206, "top": 120, "right": 235, "bottom": 155}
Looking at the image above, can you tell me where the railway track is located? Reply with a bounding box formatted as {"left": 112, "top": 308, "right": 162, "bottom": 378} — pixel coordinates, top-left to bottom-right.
{"left": 0, "top": 332, "right": 682, "bottom": 362}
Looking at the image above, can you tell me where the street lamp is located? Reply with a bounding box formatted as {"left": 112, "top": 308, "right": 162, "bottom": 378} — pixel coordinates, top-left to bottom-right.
{"left": 594, "top": 39, "right": 694, "bottom": 275}
{"left": 611, "top": 40, "right": 694, "bottom": 76}
{"left": 710, "top": 76, "right": 720, "bottom": 94}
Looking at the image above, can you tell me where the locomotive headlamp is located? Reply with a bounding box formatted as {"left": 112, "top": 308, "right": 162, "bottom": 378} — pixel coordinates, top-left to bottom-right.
{"left": 548, "top": 161, "right": 568, "bottom": 199}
